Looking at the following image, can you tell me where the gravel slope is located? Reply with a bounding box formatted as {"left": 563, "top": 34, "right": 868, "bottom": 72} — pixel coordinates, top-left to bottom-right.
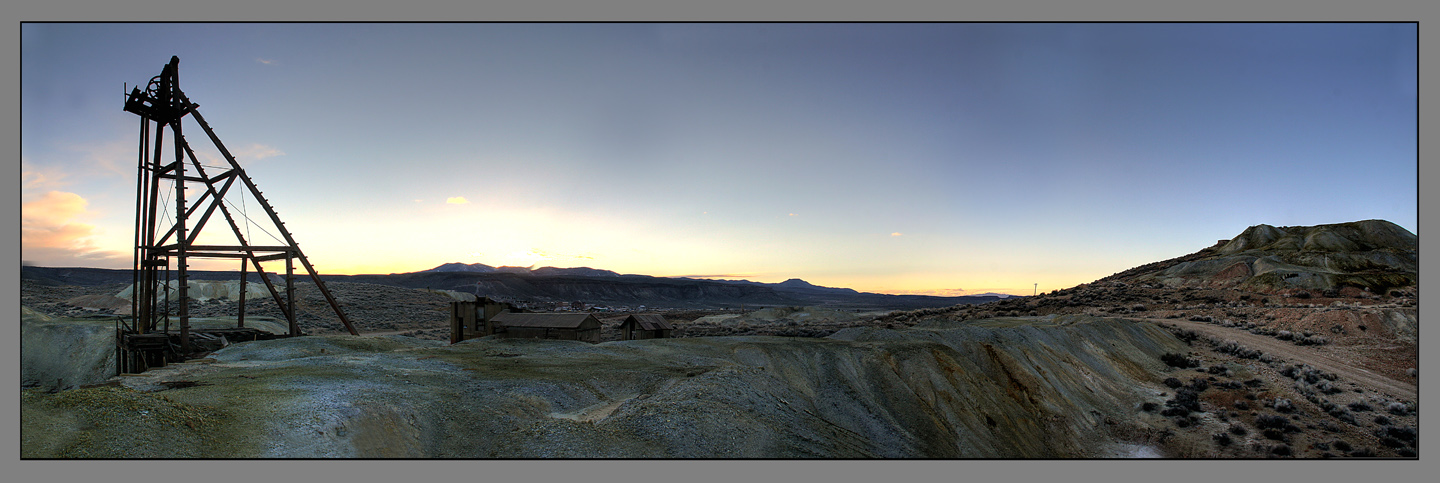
{"left": 22, "top": 315, "right": 1190, "bottom": 458}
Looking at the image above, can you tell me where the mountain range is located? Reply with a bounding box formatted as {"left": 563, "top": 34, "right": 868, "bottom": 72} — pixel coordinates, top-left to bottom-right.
{"left": 22, "top": 219, "right": 1413, "bottom": 311}
{"left": 20, "top": 262, "right": 1005, "bottom": 311}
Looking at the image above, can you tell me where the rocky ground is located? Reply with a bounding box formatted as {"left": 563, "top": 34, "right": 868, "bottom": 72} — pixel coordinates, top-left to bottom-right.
{"left": 22, "top": 315, "right": 1195, "bottom": 458}
{"left": 872, "top": 281, "right": 1419, "bottom": 458}
{"left": 19, "top": 275, "right": 1419, "bottom": 459}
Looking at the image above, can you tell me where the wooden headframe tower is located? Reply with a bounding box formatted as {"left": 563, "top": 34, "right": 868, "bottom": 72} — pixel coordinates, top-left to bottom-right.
{"left": 123, "top": 56, "right": 357, "bottom": 359}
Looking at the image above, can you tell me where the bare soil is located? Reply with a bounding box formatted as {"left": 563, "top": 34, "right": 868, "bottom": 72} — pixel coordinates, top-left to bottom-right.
{"left": 1151, "top": 318, "right": 1414, "bottom": 401}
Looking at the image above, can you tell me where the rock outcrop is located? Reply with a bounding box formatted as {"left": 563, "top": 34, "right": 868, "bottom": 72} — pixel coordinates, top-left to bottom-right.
{"left": 1105, "top": 220, "right": 1416, "bottom": 293}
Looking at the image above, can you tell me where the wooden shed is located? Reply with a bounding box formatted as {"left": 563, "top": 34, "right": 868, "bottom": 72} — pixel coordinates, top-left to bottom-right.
{"left": 490, "top": 312, "right": 603, "bottom": 343}
{"left": 450, "top": 297, "right": 520, "bottom": 343}
{"left": 618, "top": 314, "right": 674, "bottom": 340}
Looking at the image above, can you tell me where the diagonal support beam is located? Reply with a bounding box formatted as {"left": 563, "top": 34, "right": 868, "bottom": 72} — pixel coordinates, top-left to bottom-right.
{"left": 190, "top": 109, "right": 357, "bottom": 335}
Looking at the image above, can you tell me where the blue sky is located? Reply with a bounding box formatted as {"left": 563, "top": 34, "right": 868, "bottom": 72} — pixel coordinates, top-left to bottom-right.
{"left": 20, "top": 23, "right": 1417, "bottom": 295}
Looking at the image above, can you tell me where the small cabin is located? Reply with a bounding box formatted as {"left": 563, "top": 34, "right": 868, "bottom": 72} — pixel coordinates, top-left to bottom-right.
{"left": 618, "top": 314, "right": 673, "bottom": 340}
{"left": 489, "top": 312, "right": 603, "bottom": 343}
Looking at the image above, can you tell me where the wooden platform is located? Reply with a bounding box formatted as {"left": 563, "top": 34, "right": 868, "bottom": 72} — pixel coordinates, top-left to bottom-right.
{"left": 117, "top": 327, "right": 285, "bottom": 374}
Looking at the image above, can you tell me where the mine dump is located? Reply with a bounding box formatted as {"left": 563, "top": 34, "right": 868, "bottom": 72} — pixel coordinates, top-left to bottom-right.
{"left": 20, "top": 57, "right": 1417, "bottom": 459}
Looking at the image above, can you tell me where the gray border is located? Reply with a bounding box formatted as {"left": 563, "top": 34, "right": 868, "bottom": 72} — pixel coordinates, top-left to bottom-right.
{"left": 5, "top": 2, "right": 1429, "bottom": 483}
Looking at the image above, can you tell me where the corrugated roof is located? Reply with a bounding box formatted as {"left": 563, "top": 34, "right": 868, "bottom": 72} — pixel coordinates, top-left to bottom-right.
{"left": 491, "top": 313, "right": 600, "bottom": 329}
{"left": 626, "top": 314, "right": 673, "bottom": 331}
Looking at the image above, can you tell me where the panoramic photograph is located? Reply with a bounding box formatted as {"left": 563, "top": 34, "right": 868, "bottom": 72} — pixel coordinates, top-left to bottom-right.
{"left": 19, "top": 22, "right": 1417, "bottom": 459}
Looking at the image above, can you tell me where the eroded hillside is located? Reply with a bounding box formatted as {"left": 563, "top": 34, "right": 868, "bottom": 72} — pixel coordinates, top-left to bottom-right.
{"left": 23, "top": 315, "right": 1192, "bottom": 458}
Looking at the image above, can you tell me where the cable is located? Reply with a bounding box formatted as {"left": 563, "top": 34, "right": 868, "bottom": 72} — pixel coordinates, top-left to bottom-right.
{"left": 223, "top": 198, "right": 284, "bottom": 245}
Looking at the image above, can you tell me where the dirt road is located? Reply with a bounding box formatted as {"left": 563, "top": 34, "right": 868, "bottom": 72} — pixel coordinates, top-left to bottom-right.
{"left": 1141, "top": 317, "right": 1416, "bottom": 401}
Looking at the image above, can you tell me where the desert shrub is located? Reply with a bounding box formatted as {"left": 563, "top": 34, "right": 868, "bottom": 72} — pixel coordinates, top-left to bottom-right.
{"left": 1336, "top": 412, "right": 1358, "bottom": 426}
{"left": 1349, "top": 447, "right": 1375, "bottom": 457}
{"left": 1229, "top": 424, "right": 1248, "bottom": 436}
{"left": 1294, "top": 291, "right": 1311, "bottom": 299}
{"left": 1175, "top": 418, "right": 1191, "bottom": 428}
{"left": 1276, "top": 330, "right": 1294, "bottom": 341}
{"left": 1167, "top": 388, "right": 1202, "bottom": 413}
{"left": 1141, "top": 402, "right": 1157, "bottom": 412}
{"left": 1280, "top": 365, "right": 1298, "bottom": 379}
{"left": 1347, "top": 401, "right": 1373, "bottom": 412}
{"left": 1163, "top": 377, "right": 1183, "bottom": 389}
{"left": 1207, "top": 365, "right": 1228, "bottom": 375}
{"left": 1161, "top": 353, "right": 1197, "bottom": 368}
{"left": 1234, "top": 400, "right": 1250, "bottom": 410}
{"left": 1386, "top": 402, "right": 1409, "bottom": 415}
{"left": 1161, "top": 407, "right": 1190, "bottom": 417}
{"left": 1213, "top": 433, "right": 1232, "bottom": 446}
{"left": 1187, "top": 379, "right": 1209, "bottom": 392}
{"left": 1397, "top": 448, "right": 1417, "bottom": 458}
{"left": 1332, "top": 440, "right": 1352, "bottom": 452}
{"left": 1379, "top": 436, "right": 1405, "bottom": 449}
{"left": 1313, "top": 441, "right": 1330, "bottom": 450}
{"left": 1244, "top": 378, "right": 1264, "bottom": 388}
{"left": 1271, "top": 444, "right": 1292, "bottom": 456}
{"left": 1273, "top": 398, "right": 1294, "bottom": 413}
{"left": 1263, "top": 429, "right": 1286, "bottom": 441}
{"left": 1383, "top": 426, "right": 1416, "bottom": 444}
{"left": 1373, "top": 415, "right": 1391, "bottom": 426}
{"left": 1255, "top": 414, "right": 1289, "bottom": 430}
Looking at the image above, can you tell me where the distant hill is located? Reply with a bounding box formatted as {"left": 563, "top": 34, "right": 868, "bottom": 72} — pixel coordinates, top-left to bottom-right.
{"left": 425, "top": 262, "right": 498, "bottom": 273}
{"left": 1100, "top": 219, "right": 1417, "bottom": 293}
{"left": 421, "top": 263, "right": 621, "bottom": 278}
{"left": 23, "top": 264, "right": 1003, "bottom": 311}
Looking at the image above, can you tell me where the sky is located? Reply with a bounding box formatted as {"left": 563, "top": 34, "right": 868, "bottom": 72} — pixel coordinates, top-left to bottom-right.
{"left": 20, "top": 23, "right": 1417, "bottom": 296}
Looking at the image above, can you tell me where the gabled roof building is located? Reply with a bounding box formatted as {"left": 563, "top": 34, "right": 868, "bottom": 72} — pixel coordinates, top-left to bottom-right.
{"left": 618, "top": 314, "right": 674, "bottom": 340}
{"left": 490, "top": 312, "right": 603, "bottom": 343}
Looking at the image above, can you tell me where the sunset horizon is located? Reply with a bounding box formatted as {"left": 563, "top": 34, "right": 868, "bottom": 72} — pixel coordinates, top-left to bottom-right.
{"left": 22, "top": 23, "right": 1417, "bottom": 299}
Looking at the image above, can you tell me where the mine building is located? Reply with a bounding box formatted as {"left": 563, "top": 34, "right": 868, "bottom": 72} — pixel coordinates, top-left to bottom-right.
{"left": 449, "top": 297, "right": 520, "bottom": 343}
{"left": 490, "top": 313, "right": 603, "bottom": 343}
{"left": 617, "top": 314, "right": 674, "bottom": 340}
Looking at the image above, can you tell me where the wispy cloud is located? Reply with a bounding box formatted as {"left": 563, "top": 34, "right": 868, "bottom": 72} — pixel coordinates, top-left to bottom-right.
{"left": 51, "top": 140, "right": 133, "bottom": 179}
{"left": 891, "top": 232, "right": 903, "bottom": 237}
{"left": 670, "top": 274, "right": 757, "bottom": 280}
{"left": 233, "top": 143, "right": 286, "bottom": 161}
{"left": 256, "top": 58, "right": 278, "bottom": 65}
{"left": 22, "top": 157, "right": 70, "bottom": 191}
{"left": 879, "top": 288, "right": 969, "bottom": 297}
{"left": 880, "top": 288, "right": 1024, "bottom": 297}
{"left": 21, "top": 191, "right": 127, "bottom": 267}
{"left": 446, "top": 196, "right": 470, "bottom": 204}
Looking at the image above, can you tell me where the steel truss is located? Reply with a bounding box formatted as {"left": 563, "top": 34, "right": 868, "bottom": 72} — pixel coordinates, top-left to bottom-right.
{"left": 123, "top": 56, "right": 356, "bottom": 362}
